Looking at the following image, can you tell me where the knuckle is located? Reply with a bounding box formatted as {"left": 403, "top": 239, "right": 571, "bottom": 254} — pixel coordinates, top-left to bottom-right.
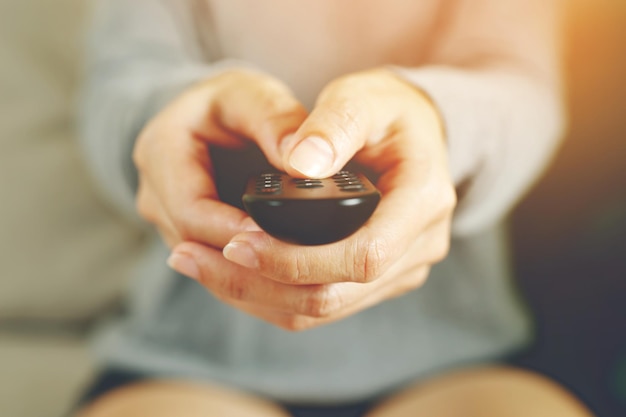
{"left": 241, "top": 77, "right": 306, "bottom": 139}
{"left": 415, "top": 266, "right": 431, "bottom": 287}
{"left": 280, "top": 316, "right": 314, "bottom": 332}
{"left": 322, "top": 72, "right": 363, "bottom": 95}
{"left": 213, "top": 68, "right": 258, "bottom": 89}
{"left": 135, "top": 190, "right": 155, "bottom": 223}
{"left": 302, "top": 286, "right": 342, "bottom": 318}
{"left": 131, "top": 146, "right": 143, "bottom": 172}
{"left": 430, "top": 187, "right": 455, "bottom": 263}
{"left": 258, "top": 87, "right": 304, "bottom": 119}
{"left": 441, "top": 183, "right": 458, "bottom": 213}
{"left": 132, "top": 121, "right": 158, "bottom": 171}
{"left": 160, "top": 232, "right": 180, "bottom": 250}
{"left": 281, "top": 251, "right": 312, "bottom": 284}
{"left": 327, "top": 104, "right": 360, "bottom": 141}
{"left": 221, "top": 277, "right": 248, "bottom": 302}
{"left": 319, "top": 70, "right": 384, "bottom": 103}
{"left": 424, "top": 180, "right": 456, "bottom": 226}
{"left": 131, "top": 136, "right": 146, "bottom": 170}
{"left": 351, "top": 238, "right": 390, "bottom": 283}
{"left": 432, "top": 235, "right": 451, "bottom": 263}
{"left": 168, "top": 208, "right": 194, "bottom": 240}
{"left": 426, "top": 179, "right": 456, "bottom": 217}
{"left": 258, "top": 104, "right": 307, "bottom": 138}
{"left": 396, "top": 268, "right": 429, "bottom": 295}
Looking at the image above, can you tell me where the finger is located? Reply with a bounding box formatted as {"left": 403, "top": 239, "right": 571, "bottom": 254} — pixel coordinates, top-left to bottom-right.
{"left": 194, "top": 70, "right": 309, "bottom": 170}
{"left": 137, "top": 126, "right": 256, "bottom": 248}
{"left": 280, "top": 70, "right": 410, "bottom": 179}
{"left": 220, "top": 298, "right": 346, "bottom": 332}
{"left": 223, "top": 153, "right": 455, "bottom": 284}
{"left": 155, "top": 210, "right": 184, "bottom": 249}
{"left": 134, "top": 70, "right": 309, "bottom": 250}
{"left": 169, "top": 241, "right": 390, "bottom": 318}
{"left": 225, "top": 300, "right": 337, "bottom": 332}
{"left": 219, "top": 299, "right": 304, "bottom": 331}
{"left": 136, "top": 180, "right": 183, "bottom": 248}
{"left": 170, "top": 241, "right": 431, "bottom": 329}
{"left": 228, "top": 265, "right": 429, "bottom": 331}
{"left": 222, "top": 70, "right": 454, "bottom": 283}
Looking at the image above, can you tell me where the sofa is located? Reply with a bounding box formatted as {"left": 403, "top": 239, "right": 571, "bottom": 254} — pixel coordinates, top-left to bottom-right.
{"left": 0, "top": 1, "right": 147, "bottom": 416}
{"left": 2, "top": 1, "right": 625, "bottom": 417}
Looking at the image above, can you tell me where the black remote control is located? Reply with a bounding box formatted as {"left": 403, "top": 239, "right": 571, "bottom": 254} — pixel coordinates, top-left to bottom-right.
{"left": 242, "top": 171, "right": 381, "bottom": 245}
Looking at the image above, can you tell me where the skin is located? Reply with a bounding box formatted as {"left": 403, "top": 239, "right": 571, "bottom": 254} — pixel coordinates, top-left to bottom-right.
{"left": 134, "top": 67, "right": 456, "bottom": 330}
{"left": 76, "top": 367, "right": 594, "bottom": 417}
{"left": 78, "top": 68, "right": 595, "bottom": 416}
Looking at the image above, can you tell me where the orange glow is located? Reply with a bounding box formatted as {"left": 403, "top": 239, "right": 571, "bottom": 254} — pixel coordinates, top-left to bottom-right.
{"left": 513, "top": 0, "right": 626, "bottom": 259}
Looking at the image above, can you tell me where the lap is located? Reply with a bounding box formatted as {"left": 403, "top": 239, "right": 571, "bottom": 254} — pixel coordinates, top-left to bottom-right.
{"left": 366, "top": 366, "right": 595, "bottom": 417}
{"left": 74, "top": 377, "right": 291, "bottom": 417}
{"left": 73, "top": 369, "right": 374, "bottom": 417}
{"left": 73, "top": 366, "right": 594, "bottom": 417}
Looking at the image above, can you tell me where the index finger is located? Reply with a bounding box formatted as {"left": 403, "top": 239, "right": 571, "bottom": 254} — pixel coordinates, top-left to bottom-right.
{"left": 137, "top": 123, "right": 259, "bottom": 248}
{"left": 223, "top": 150, "right": 454, "bottom": 284}
{"left": 137, "top": 70, "right": 308, "bottom": 248}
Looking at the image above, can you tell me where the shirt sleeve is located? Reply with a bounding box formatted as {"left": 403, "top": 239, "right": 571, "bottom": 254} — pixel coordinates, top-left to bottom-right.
{"left": 393, "top": 0, "right": 566, "bottom": 237}
{"left": 78, "top": 0, "right": 243, "bottom": 221}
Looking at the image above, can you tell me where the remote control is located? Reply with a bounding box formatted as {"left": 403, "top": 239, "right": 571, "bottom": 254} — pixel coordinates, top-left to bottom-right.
{"left": 242, "top": 171, "right": 381, "bottom": 245}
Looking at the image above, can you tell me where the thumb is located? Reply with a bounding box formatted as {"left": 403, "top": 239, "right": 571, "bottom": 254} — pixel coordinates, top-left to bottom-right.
{"left": 281, "top": 82, "right": 380, "bottom": 179}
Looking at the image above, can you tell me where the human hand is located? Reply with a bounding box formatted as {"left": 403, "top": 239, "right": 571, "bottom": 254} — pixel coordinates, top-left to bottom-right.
{"left": 133, "top": 69, "right": 308, "bottom": 249}
{"left": 168, "top": 68, "right": 457, "bottom": 330}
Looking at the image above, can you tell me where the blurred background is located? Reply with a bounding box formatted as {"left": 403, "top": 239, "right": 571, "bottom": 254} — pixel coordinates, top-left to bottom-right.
{"left": 0, "top": 0, "right": 624, "bottom": 416}
{"left": 510, "top": 1, "right": 626, "bottom": 416}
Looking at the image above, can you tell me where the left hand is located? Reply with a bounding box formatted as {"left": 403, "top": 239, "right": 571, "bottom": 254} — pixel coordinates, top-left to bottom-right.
{"left": 168, "top": 68, "right": 457, "bottom": 330}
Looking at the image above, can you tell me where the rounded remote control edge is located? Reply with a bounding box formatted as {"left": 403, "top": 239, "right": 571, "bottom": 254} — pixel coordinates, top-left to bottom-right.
{"left": 242, "top": 171, "right": 381, "bottom": 245}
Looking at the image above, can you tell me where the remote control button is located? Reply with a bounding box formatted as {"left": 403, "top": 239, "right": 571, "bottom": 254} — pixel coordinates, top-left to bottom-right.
{"left": 293, "top": 178, "right": 324, "bottom": 189}
{"left": 334, "top": 178, "right": 361, "bottom": 185}
{"left": 253, "top": 173, "right": 284, "bottom": 195}
{"left": 292, "top": 179, "right": 323, "bottom": 184}
{"left": 333, "top": 170, "right": 353, "bottom": 177}
{"left": 256, "top": 187, "right": 281, "bottom": 194}
{"left": 243, "top": 171, "right": 381, "bottom": 245}
{"left": 339, "top": 184, "right": 366, "bottom": 192}
{"left": 296, "top": 184, "right": 324, "bottom": 189}
{"left": 256, "top": 182, "right": 279, "bottom": 187}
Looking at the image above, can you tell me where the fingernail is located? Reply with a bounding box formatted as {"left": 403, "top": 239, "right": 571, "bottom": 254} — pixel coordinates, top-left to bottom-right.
{"left": 223, "top": 241, "right": 259, "bottom": 269}
{"left": 288, "top": 136, "right": 334, "bottom": 178}
{"left": 167, "top": 252, "right": 200, "bottom": 281}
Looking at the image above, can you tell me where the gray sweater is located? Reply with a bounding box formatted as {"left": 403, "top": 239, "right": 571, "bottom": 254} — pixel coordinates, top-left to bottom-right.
{"left": 79, "top": 0, "right": 565, "bottom": 404}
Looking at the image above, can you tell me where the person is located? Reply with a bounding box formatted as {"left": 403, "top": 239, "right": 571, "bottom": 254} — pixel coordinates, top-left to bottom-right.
{"left": 75, "top": 0, "right": 593, "bottom": 416}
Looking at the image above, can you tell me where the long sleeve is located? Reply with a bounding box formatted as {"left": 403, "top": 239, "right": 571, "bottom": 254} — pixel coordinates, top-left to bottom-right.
{"left": 80, "top": 0, "right": 566, "bottom": 233}
{"left": 78, "top": 1, "right": 546, "bottom": 398}
{"left": 78, "top": 0, "right": 238, "bottom": 221}
{"left": 395, "top": 0, "right": 566, "bottom": 237}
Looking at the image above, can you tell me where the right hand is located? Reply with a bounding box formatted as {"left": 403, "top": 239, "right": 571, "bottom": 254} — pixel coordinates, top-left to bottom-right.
{"left": 165, "top": 69, "right": 454, "bottom": 331}
{"left": 133, "top": 69, "right": 308, "bottom": 249}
